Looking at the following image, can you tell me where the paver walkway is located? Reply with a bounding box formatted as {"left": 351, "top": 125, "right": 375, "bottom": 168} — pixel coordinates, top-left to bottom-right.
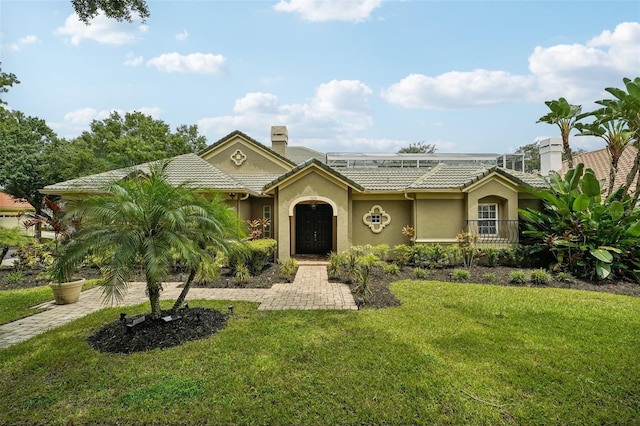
{"left": 0, "top": 261, "right": 356, "bottom": 349}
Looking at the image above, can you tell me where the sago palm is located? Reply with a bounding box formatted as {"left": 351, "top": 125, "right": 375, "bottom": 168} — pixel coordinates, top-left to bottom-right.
{"left": 50, "top": 161, "right": 243, "bottom": 319}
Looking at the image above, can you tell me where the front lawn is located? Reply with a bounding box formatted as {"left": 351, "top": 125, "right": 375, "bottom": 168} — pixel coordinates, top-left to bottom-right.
{"left": 1, "top": 280, "right": 638, "bottom": 425}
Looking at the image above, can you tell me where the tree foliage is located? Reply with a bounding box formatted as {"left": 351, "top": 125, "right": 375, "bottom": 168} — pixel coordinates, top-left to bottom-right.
{"left": 0, "top": 109, "right": 61, "bottom": 238}
{"left": 71, "top": 0, "right": 150, "bottom": 24}
{"left": 50, "top": 161, "right": 244, "bottom": 319}
{"left": 51, "top": 111, "right": 207, "bottom": 181}
{"left": 0, "top": 62, "right": 19, "bottom": 107}
{"left": 520, "top": 164, "right": 640, "bottom": 282}
{"left": 537, "top": 97, "right": 582, "bottom": 168}
{"left": 397, "top": 142, "right": 436, "bottom": 154}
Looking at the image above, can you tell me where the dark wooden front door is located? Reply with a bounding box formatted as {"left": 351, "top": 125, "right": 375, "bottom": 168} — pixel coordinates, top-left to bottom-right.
{"left": 295, "top": 203, "right": 332, "bottom": 255}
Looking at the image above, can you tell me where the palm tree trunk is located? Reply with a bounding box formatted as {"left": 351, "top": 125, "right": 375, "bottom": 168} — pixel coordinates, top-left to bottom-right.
{"left": 0, "top": 245, "right": 8, "bottom": 264}
{"left": 148, "top": 283, "right": 162, "bottom": 319}
{"left": 607, "top": 160, "right": 618, "bottom": 198}
{"left": 562, "top": 131, "right": 573, "bottom": 169}
{"left": 171, "top": 268, "right": 197, "bottom": 313}
{"left": 623, "top": 152, "right": 640, "bottom": 215}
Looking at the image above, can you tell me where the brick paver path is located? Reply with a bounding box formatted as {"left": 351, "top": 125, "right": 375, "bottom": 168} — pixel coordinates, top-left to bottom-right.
{"left": 0, "top": 261, "right": 356, "bottom": 349}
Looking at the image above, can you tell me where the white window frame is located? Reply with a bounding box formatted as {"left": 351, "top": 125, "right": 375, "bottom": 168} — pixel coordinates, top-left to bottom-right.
{"left": 478, "top": 203, "right": 498, "bottom": 236}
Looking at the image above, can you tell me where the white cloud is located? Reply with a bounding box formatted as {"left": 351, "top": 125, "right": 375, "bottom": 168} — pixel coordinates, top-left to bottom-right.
{"left": 123, "top": 52, "right": 143, "bottom": 67}
{"left": 55, "top": 13, "right": 146, "bottom": 45}
{"left": 382, "top": 22, "right": 640, "bottom": 110}
{"left": 147, "top": 52, "right": 227, "bottom": 75}
{"left": 175, "top": 30, "right": 189, "bottom": 41}
{"left": 8, "top": 35, "right": 39, "bottom": 51}
{"left": 273, "top": 0, "right": 382, "bottom": 23}
{"left": 51, "top": 106, "right": 162, "bottom": 138}
{"left": 382, "top": 70, "right": 535, "bottom": 110}
{"left": 198, "top": 79, "right": 374, "bottom": 147}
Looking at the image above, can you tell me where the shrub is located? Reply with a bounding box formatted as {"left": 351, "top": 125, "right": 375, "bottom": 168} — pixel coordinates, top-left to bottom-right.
{"left": 457, "top": 231, "right": 479, "bottom": 270}
{"left": 278, "top": 258, "right": 299, "bottom": 282}
{"left": 234, "top": 263, "right": 250, "bottom": 284}
{"left": 481, "top": 248, "right": 499, "bottom": 267}
{"left": 327, "top": 252, "right": 344, "bottom": 280}
{"left": 14, "top": 242, "right": 54, "bottom": 270}
{"left": 382, "top": 263, "right": 399, "bottom": 275}
{"left": 509, "top": 271, "right": 527, "bottom": 284}
{"left": 453, "top": 269, "right": 470, "bottom": 282}
{"left": 444, "top": 245, "right": 463, "bottom": 267}
{"left": 498, "top": 248, "right": 517, "bottom": 267}
{"left": 414, "top": 267, "right": 428, "bottom": 279}
{"left": 4, "top": 271, "right": 24, "bottom": 285}
{"left": 393, "top": 244, "right": 413, "bottom": 268}
{"left": 557, "top": 272, "right": 574, "bottom": 282}
{"left": 195, "top": 253, "right": 224, "bottom": 284}
{"left": 372, "top": 244, "right": 390, "bottom": 261}
{"left": 530, "top": 269, "right": 551, "bottom": 285}
{"left": 227, "top": 239, "right": 277, "bottom": 275}
{"left": 520, "top": 163, "right": 640, "bottom": 282}
{"left": 482, "top": 272, "right": 496, "bottom": 283}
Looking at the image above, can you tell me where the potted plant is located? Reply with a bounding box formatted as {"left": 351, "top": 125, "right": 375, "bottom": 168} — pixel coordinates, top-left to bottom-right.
{"left": 47, "top": 239, "right": 84, "bottom": 305}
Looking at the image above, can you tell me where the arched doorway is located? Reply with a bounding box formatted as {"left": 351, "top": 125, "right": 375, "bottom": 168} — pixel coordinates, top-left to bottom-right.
{"left": 295, "top": 202, "right": 333, "bottom": 255}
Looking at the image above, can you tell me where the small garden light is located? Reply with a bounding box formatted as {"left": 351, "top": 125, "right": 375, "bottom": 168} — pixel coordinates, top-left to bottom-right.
{"left": 228, "top": 305, "right": 234, "bottom": 314}
{"left": 355, "top": 298, "right": 364, "bottom": 310}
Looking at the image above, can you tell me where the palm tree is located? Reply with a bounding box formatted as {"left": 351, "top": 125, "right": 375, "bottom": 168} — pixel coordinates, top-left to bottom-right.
{"left": 50, "top": 160, "right": 243, "bottom": 319}
{"left": 537, "top": 97, "right": 582, "bottom": 168}
{"left": 575, "top": 113, "right": 631, "bottom": 197}
{"left": 593, "top": 77, "right": 640, "bottom": 208}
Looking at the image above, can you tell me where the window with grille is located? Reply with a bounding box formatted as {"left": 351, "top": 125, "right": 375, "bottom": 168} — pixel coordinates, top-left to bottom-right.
{"left": 262, "top": 205, "right": 271, "bottom": 238}
{"left": 478, "top": 203, "right": 498, "bottom": 235}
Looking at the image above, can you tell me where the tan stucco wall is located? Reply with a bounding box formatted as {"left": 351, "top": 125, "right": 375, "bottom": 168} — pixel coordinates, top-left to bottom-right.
{"left": 350, "top": 200, "right": 411, "bottom": 248}
{"left": 275, "top": 169, "right": 349, "bottom": 259}
{"left": 466, "top": 178, "right": 518, "bottom": 221}
{"left": 415, "top": 197, "right": 465, "bottom": 242}
{"left": 518, "top": 196, "right": 542, "bottom": 212}
{"left": 201, "top": 138, "right": 291, "bottom": 175}
{"left": 0, "top": 213, "right": 27, "bottom": 229}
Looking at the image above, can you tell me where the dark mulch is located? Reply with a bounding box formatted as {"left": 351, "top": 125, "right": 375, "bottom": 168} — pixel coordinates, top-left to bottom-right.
{"left": 332, "top": 265, "right": 640, "bottom": 310}
{"left": 188, "top": 263, "right": 285, "bottom": 289}
{"left": 0, "top": 265, "right": 103, "bottom": 290}
{"left": 88, "top": 307, "right": 227, "bottom": 354}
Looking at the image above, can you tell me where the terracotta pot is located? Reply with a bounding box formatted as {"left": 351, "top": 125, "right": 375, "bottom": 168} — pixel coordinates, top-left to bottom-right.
{"left": 50, "top": 278, "right": 85, "bottom": 304}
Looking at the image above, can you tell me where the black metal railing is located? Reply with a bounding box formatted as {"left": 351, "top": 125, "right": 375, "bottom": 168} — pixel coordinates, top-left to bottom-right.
{"left": 465, "top": 220, "right": 519, "bottom": 245}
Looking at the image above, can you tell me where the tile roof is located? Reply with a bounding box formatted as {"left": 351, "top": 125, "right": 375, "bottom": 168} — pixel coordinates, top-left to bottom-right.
{"left": 0, "top": 192, "right": 33, "bottom": 210}
{"left": 233, "top": 174, "right": 282, "bottom": 193}
{"left": 339, "top": 169, "right": 427, "bottom": 191}
{"left": 41, "top": 154, "right": 257, "bottom": 195}
{"left": 561, "top": 145, "right": 638, "bottom": 194}
{"left": 286, "top": 146, "right": 326, "bottom": 164}
{"left": 406, "top": 165, "right": 548, "bottom": 190}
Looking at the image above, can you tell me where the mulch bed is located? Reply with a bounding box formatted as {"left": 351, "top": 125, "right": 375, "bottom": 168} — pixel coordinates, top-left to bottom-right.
{"left": 88, "top": 307, "right": 228, "bottom": 354}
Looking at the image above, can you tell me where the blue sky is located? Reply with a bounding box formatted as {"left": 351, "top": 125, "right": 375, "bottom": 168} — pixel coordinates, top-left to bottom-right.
{"left": 1, "top": 1, "right": 639, "bottom": 155}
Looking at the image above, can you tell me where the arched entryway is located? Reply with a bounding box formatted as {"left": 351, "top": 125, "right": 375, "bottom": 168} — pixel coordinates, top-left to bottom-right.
{"left": 294, "top": 202, "right": 334, "bottom": 255}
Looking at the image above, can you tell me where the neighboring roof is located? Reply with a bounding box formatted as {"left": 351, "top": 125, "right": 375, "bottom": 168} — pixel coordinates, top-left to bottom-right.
{"left": 199, "top": 130, "right": 297, "bottom": 167}
{"left": 0, "top": 192, "right": 33, "bottom": 210}
{"left": 41, "top": 154, "right": 260, "bottom": 196}
{"left": 286, "top": 146, "right": 326, "bottom": 164}
{"left": 561, "top": 145, "right": 638, "bottom": 194}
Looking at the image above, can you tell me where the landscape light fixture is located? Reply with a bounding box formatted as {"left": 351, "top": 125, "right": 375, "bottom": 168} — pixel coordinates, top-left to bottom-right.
{"left": 228, "top": 305, "right": 234, "bottom": 314}
{"left": 356, "top": 298, "right": 364, "bottom": 310}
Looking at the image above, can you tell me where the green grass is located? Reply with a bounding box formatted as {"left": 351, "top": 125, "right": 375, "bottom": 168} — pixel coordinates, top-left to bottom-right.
{"left": 0, "top": 279, "right": 102, "bottom": 325}
{"left": 0, "top": 281, "right": 639, "bottom": 425}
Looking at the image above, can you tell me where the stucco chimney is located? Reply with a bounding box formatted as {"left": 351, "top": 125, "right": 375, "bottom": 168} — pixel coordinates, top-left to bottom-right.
{"left": 271, "top": 126, "right": 288, "bottom": 157}
{"left": 539, "top": 137, "right": 563, "bottom": 176}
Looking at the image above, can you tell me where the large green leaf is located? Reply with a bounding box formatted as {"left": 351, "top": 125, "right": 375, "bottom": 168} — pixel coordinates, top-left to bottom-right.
{"left": 609, "top": 201, "right": 625, "bottom": 221}
{"left": 596, "top": 262, "right": 611, "bottom": 279}
{"left": 590, "top": 248, "right": 613, "bottom": 263}
{"left": 580, "top": 170, "right": 601, "bottom": 200}
{"left": 572, "top": 194, "right": 591, "bottom": 211}
{"left": 626, "top": 220, "right": 640, "bottom": 238}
